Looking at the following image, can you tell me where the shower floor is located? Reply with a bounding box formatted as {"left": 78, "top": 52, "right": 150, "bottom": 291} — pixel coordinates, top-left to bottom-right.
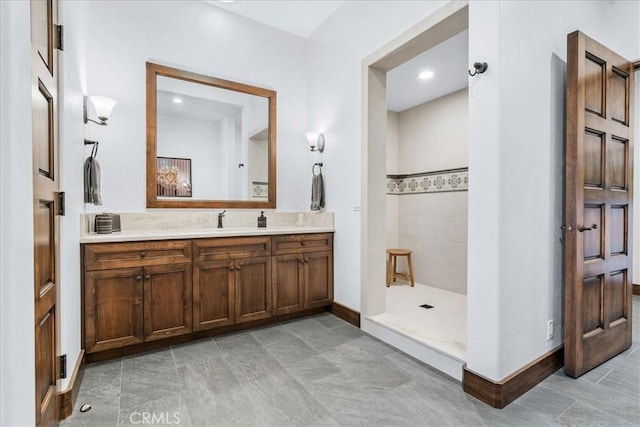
{"left": 369, "top": 282, "right": 467, "bottom": 361}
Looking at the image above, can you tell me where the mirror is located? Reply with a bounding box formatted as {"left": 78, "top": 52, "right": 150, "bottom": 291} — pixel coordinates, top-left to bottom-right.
{"left": 146, "top": 62, "right": 276, "bottom": 208}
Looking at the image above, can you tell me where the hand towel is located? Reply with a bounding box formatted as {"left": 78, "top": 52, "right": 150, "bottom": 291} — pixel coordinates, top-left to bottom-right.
{"left": 310, "top": 172, "right": 324, "bottom": 211}
{"left": 84, "top": 156, "right": 103, "bottom": 205}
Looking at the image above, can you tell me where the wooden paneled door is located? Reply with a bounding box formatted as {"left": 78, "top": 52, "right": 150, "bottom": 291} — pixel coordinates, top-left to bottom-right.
{"left": 31, "top": 0, "right": 61, "bottom": 424}
{"left": 565, "top": 31, "right": 635, "bottom": 378}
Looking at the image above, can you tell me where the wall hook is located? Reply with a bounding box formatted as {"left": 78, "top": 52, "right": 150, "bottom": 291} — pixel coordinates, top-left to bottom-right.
{"left": 468, "top": 62, "right": 488, "bottom": 77}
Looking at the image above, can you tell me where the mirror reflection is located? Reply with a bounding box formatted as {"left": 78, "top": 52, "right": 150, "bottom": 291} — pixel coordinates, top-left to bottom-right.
{"left": 146, "top": 62, "right": 276, "bottom": 209}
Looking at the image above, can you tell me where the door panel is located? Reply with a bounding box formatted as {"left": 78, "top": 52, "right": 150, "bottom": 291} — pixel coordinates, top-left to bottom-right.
{"left": 31, "top": 0, "right": 53, "bottom": 73}
{"left": 143, "top": 263, "right": 192, "bottom": 341}
{"left": 235, "top": 257, "right": 271, "bottom": 323}
{"left": 565, "top": 30, "right": 634, "bottom": 378}
{"left": 36, "top": 309, "right": 56, "bottom": 426}
{"left": 272, "top": 254, "right": 304, "bottom": 315}
{"left": 84, "top": 268, "right": 144, "bottom": 353}
{"left": 193, "top": 260, "right": 234, "bottom": 330}
{"left": 32, "top": 0, "right": 59, "bottom": 424}
{"left": 34, "top": 200, "right": 55, "bottom": 296}
{"left": 305, "top": 251, "right": 333, "bottom": 308}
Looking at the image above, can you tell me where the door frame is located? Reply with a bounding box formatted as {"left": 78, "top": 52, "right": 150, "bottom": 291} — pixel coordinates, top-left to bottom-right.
{"left": 359, "top": 2, "right": 471, "bottom": 379}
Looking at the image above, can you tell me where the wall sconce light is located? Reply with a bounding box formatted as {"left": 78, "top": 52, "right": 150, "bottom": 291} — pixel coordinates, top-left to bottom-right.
{"left": 305, "top": 131, "right": 325, "bottom": 153}
{"left": 83, "top": 95, "right": 116, "bottom": 126}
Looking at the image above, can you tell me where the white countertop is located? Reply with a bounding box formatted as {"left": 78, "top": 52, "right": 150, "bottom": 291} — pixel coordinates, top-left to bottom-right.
{"left": 79, "top": 226, "right": 335, "bottom": 243}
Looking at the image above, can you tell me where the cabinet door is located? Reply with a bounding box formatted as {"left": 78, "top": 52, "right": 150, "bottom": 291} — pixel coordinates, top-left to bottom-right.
{"left": 193, "top": 260, "right": 235, "bottom": 330}
{"left": 85, "top": 267, "right": 144, "bottom": 353}
{"left": 305, "top": 251, "right": 334, "bottom": 308}
{"left": 144, "top": 263, "right": 193, "bottom": 341}
{"left": 235, "top": 256, "right": 272, "bottom": 323}
{"left": 272, "top": 254, "right": 305, "bottom": 315}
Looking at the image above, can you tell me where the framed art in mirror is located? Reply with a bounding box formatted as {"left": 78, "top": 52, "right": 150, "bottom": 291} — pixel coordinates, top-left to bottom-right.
{"left": 157, "top": 157, "right": 192, "bottom": 197}
{"left": 146, "top": 62, "right": 276, "bottom": 208}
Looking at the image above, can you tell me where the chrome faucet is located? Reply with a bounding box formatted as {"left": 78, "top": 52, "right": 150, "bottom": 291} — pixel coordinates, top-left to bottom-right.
{"left": 217, "top": 211, "right": 226, "bottom": 229}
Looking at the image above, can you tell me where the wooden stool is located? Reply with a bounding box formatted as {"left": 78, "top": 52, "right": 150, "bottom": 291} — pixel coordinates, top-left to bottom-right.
{"left": 386, "top": 249, "right": 415, "bottom": 287}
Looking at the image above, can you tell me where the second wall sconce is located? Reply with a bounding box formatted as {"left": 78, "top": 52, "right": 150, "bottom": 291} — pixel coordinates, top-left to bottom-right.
{"left": 305, "top": 131, "right": 325, "bottom": 153}
{"left": 84, "top": 95, "right": 117, "bottom": 126}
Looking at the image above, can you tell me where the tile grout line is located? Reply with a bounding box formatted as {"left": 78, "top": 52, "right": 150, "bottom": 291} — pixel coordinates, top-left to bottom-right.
{"left": 116, "top": 358, "right": 124, "bottom": 427}
{"left": 169, "top": 346, "right": 193, "bottom": 426}
{"left": 553, "top": 400, "right": 577, "bottom": 422}
{"left": 595, "top": 368, "right": 613, "bottom": 384}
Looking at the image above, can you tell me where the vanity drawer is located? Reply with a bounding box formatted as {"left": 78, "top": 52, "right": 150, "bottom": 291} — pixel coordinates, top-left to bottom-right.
{"left": 84, "top": 240, "right": 192, "bottom": 271}
{"left": 272, "top": 233, "right": 333, "bottom": 255}
{"left": 193, "top": 236, "right": 271, "bottom": 261}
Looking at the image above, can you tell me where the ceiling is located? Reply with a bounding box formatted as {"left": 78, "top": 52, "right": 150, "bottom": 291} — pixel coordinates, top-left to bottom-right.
{"left": 204, "top": 0, "right": 345, "bottom": 38}
{"left": 203, "top": 1, "right": 467, "bottom": 113}
{"left": 387, "top": 30, "right": 469, "bottom": 113}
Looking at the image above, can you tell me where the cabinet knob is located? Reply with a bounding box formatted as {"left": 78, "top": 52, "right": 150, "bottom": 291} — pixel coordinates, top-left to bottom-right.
{"left": 236, "top": 266, "right": 241, "bottom": 271}
{"left": 229, "top": 265, "right": 234, "bottom": 271}
{"left": 301, "top": 241, "right": 306, "bottom": 246}
{"left": 144, "top": 274, "right": 151, "bottom": 280}
{"left": 304, "top": 258, "right": 309, "bottom": 263}
{"left": 140, "top": 251, "right": 146, "bottom": 258}
{"left": 299, "top": 258, "right": 304, "bottom": 263}
{"left": 135, "top": 275, "right": 143, "bottom": 281}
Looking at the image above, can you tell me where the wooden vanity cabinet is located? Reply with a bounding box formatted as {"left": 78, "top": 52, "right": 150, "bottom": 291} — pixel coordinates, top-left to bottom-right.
{"left": 83, "top": 240, "right": 192, "bottom": 354}
{"left": 193, "top": 237, "right": 272, "bottom": 328}
{"left": 272, "top": 233, "right": 334, "bottom": 315}
{"left": 83, "top": 233, "right": 332, "bottom": 358}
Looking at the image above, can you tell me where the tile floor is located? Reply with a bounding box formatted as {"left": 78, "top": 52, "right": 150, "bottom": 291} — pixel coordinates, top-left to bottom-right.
{"left": 63, "top": 297, "right": 639, "bottom": 427}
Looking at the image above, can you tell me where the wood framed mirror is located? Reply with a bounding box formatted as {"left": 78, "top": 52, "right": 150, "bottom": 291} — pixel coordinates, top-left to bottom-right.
{"left": 146, "top": 62, "right": 276, "bottom": 208}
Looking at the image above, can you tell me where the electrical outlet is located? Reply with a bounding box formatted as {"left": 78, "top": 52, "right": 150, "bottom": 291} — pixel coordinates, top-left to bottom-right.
{"left": 547, "top": 319, "right": 554, "bottom": 340}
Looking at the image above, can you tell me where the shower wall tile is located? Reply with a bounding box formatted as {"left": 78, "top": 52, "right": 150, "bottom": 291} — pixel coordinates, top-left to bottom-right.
{"left": 386, "top": 90, "right": 469, "bottom": 295}
{"left": 393, "top": 190, "right": 468, "bottom": 295}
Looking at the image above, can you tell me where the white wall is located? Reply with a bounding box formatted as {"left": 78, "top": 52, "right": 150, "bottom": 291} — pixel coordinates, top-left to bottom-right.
{"left": 307, "top": 0, "right": 450, "bottom": 310}
{"left": 398, "top": 89, "right": 468, "bottom": 172}
{"left": 84, "top": 0, "right": 308, "bottom": 212}
{"left": 59, "top": 0, "right": 90, "bottom": 393}
{"left": 467, "top": 0, "right": 640, "bottom": 380}
{"left": 0, "top": 1, "right": 36, "bottom": 424}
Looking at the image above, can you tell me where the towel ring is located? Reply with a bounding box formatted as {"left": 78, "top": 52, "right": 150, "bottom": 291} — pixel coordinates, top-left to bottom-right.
{"left": 90, "top": 141, "right": 99, "bottom": 159}
{"left": 312, "top": 162, "right": 323, "bottom": 176}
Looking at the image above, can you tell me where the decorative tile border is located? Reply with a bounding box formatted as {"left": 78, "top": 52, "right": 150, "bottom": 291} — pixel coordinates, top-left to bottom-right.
{"left": 387, "top": 167, "right": 468, "bottom": 195}
{"left": 252, "top": 181, "right": 269, "bottom": 198}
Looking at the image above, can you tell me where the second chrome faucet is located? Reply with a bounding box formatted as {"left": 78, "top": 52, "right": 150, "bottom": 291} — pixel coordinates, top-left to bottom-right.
{"left": 217, "top": 210, "right": 226, "bottom": 229}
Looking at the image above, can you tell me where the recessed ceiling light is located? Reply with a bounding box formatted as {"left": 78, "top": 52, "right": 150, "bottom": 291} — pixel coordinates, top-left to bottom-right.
{"left": 418, "top": 70, "right": 435, "bottom": 80}
{"left": 219, "top": 0, "right": 235, "bottom": 3}
{"left": 173, "top": 98, "right": 183, "bottom": 104}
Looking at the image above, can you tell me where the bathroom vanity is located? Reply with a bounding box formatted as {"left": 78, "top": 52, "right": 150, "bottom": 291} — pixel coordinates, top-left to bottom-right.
{"left": 80, "top": 214, "right": 334, "bottom": 361}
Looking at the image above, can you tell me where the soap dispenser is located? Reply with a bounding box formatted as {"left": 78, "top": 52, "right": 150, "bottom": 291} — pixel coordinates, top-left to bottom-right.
{"left": 257, "top": 211, "right": 267, "bottom": 228}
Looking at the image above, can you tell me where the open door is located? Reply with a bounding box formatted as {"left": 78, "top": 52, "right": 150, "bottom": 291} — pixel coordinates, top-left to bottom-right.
{"left": 564, "top": 31, "right": 634, "bottom": 378}
{"left": 32, "top": 0, "right": 61, "bottom": 424}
